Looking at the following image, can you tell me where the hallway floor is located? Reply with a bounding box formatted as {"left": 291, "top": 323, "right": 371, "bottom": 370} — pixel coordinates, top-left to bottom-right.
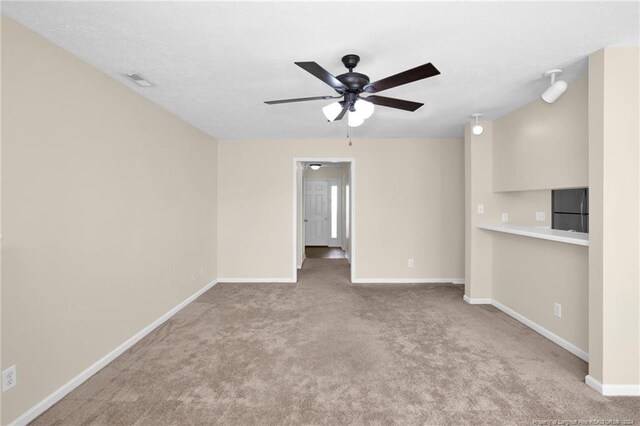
{"left": 33, "top": 259, "right": 639, "bottom": 425}
{"left": 305, "top": 246, "right": 346, "bottom": 259}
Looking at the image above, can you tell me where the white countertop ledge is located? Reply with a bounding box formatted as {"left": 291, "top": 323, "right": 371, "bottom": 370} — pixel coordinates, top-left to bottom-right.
{"left": 477, "top": 223, "right": 589, "bottom": 246}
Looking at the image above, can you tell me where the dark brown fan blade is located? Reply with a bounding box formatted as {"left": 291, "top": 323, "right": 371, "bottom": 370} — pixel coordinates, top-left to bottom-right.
{"left": 363, "top": 63, "right": 440, "bottom": 94}
{"left": 295, "top": 62, "right": 347, "bottom": 92}
{"left": 334, "top": 102, "right": 349, "bottom": 121}
{"left": 264, "top": 95, "right": 340, "bottom": 105}
{"left": 362, "top": 95, "right": 423, "bottom": 112}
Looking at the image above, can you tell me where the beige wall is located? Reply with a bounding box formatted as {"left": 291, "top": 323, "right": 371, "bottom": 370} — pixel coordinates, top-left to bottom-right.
{"left": 304, "top": 166, "right": 344, "bottom": 180}
{"left": 1, "top": 16, "right": 218, "bottom": 423}
{"left": 492, "top": 234, "right": 589, "bottom": 352}
{"left": 465, "top": 74, "right": 589, "bottom": 357}
{"left": 465, "top": 122, "right": 496, "bottom": 299}
{"left": 493, "top": 77, "right": 588, "bottom": 192}
{"left": 218, "top": 138, "right": 465, "bottom": 281}
{"left": 588, "top": 48, "right": 640, "bottom": 386}
{"left": 493, "top": 190, "right": 551, "bottom": 227}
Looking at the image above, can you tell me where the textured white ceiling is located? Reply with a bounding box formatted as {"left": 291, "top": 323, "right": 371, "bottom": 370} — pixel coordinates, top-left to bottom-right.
{"left": 3, "top": 1, "right": 638, "bottom": 139}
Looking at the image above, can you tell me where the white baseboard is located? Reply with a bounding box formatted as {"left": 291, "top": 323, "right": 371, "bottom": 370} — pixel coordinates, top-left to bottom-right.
{"left": 352, "top": 278, "right": 465, "bottom": 284}
{"left": 9, "top": 280, "right": 218, "bottom": 426}
{"left": 297, "top": 254, "right": 306, "bottom": 270}
{"left": 217, "top": 277, "right": 296, "bottom": 283}
{"left": 463, "top": 295, "right": 492, "bottom": 304}
{"left": 462, "top": 295, "right": 589, "bottom": 362}
{"left": 491, "top": 299, "right": 588, "bottom": 362}
{"left": 585, "top": 375, "right": 640, "bottom": 396}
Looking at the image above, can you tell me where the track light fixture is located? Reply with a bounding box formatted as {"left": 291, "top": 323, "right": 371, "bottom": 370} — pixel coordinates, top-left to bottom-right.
{"left": 541, "top": 69, "right": 568, "bottom": 104}
{"left": 471, "top": 114, "right": 484, "bottom": 136}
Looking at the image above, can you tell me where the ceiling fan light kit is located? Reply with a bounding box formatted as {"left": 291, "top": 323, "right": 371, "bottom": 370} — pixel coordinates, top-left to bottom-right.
{"left": 265, "top": 54, "right": 440, "bottom": 127}
{"left": 322, "top": 101, "right": 343, "bottom": 122}
{"left": 348, "top": 110, "right": 365, "bottom": 128}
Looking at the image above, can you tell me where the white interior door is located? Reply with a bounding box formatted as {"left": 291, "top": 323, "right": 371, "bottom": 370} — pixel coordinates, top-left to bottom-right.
{"left": 305, "top": 180, "right": 329, "bottom": 245}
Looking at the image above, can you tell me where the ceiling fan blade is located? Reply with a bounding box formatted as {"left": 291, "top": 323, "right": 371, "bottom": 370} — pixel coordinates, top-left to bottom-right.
{"left": 295, "top": 62, "right": 347, "bottom": 92}
{"left": 363, "top": 63, "right": 440, "bottom": 94}
{"left": 334, "top": 102, "right": 349, "bottom": 121}
{"left": 264, "top": 95, "right": 340, "bottom": 105}
{"left": 361, "top": 95, "right": 424, "bottom": 112}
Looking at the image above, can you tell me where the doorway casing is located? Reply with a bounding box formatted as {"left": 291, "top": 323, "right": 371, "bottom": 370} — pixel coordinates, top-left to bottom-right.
{"left": 292, "top": 157, "right": 356, "bottom": 283}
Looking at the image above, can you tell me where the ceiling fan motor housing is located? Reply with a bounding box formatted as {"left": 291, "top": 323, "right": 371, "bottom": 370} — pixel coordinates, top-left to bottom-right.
{"left": 337, "top": 73, "right": 370, "bottom": 93}
{"left": 337, "top": 54, "right": 370, "bottom": 95}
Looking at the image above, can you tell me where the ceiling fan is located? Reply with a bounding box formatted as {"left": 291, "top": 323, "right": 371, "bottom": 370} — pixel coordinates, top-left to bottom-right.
{"left": 264, "top": 54, "right": 440, "bottom": 127}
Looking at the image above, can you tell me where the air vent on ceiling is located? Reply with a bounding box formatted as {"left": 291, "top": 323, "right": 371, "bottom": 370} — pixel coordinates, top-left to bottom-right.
{"left": 124, "top": 73, "right": 153, "bottom": 87}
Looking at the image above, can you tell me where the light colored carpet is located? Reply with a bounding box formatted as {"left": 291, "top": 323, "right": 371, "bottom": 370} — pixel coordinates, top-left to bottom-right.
{"left": 33, "top": 259, "right": 638, "bottom": 425}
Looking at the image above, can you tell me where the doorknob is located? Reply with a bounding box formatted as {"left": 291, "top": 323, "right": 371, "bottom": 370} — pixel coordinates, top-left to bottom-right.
{"left": 304, "top": 219, "right": 308, "bottom": 222}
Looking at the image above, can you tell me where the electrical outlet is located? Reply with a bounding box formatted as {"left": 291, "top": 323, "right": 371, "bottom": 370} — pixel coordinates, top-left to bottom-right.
{"left": 477, "top": 204, "right": 485, "bottom": 214}
{"left": 191, "top": 272, "right": 196, "bottom": 280}
{"left": 554, "top": 303, "right": 562, "bottom": 318}
{"left": 501, "top": 212, "right": 509, "bottom": 222}
{"left": 408, "top": 258, "right": 414, "bottom": 268}
{"left": 536, "top": 211, "right": 546, "bottom": 221}
{"left": 200, "top": 266, "right": 204, "bottom": 277}
{"left": 3, "top": 365, "right": 16, "bottom": 392}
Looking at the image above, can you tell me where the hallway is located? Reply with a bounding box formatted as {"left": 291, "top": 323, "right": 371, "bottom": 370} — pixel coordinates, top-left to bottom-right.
{"left": 305, "top": 246, "right": 347, "bottom": 259}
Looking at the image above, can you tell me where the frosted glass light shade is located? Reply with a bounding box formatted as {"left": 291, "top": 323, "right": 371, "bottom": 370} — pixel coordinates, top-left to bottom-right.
{"left": 353, "top": 99, "right": 375, "bottom": 120}
{"left": 322, "top": 102, "right": 343, "bottom": 121}
{"left": 472, "top": 124, "right": 484, "bottom": 135}
{"left": 348, "top": 111, "right": 364, "bottom": 127}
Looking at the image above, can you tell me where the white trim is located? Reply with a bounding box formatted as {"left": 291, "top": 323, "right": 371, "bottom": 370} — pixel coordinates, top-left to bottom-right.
{"left": 585, "top": 375, "right": 640, "bottom": 396}
{"left": 463, "top": 295, "right": 492, "bottom": 304}
{"left": 352, "top": 278, "right": 465, "bottom": 284}
{"left": 477, "top": 223, "right": 588, "bottom": 246}
{"left": 293, "top": 157, "right": 356, "bottom": 283}
{"left": 217, "top": 278, "right": 296, "bottom": 283}
{"left": 585, "top": 375, "right": 602, "bottom": 394}
{"left": 493, "top": 299, "right": 588, "bottom": 361}
{"left": 9, "top": 280, "right": 218, "bottom": 426}
{"left": 461, "top": 295, "right": 589, "bottom": 362}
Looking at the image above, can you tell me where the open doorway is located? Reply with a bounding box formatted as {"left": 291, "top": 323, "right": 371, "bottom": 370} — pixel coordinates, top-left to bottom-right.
{"left": 293, "top": 158, "right": 355, "bottom": 282}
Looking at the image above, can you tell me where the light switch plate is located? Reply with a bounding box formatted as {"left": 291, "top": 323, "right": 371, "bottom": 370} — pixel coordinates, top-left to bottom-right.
{"left": 477, "top": 204, "right": 485, "bottom": 214}
{"left": 536, "top": 211, "right": 546, "bottom": 221}
{"left": 501, "top": 212, "right": 509, "bottom": 222}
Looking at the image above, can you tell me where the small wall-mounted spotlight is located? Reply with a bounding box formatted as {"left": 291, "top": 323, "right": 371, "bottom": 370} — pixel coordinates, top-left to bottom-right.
{"left": 541, "top": 69, "right": 568, "bottom": 104}
{"left": 471, "top": 114, "right": 484, "bottom": 135}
